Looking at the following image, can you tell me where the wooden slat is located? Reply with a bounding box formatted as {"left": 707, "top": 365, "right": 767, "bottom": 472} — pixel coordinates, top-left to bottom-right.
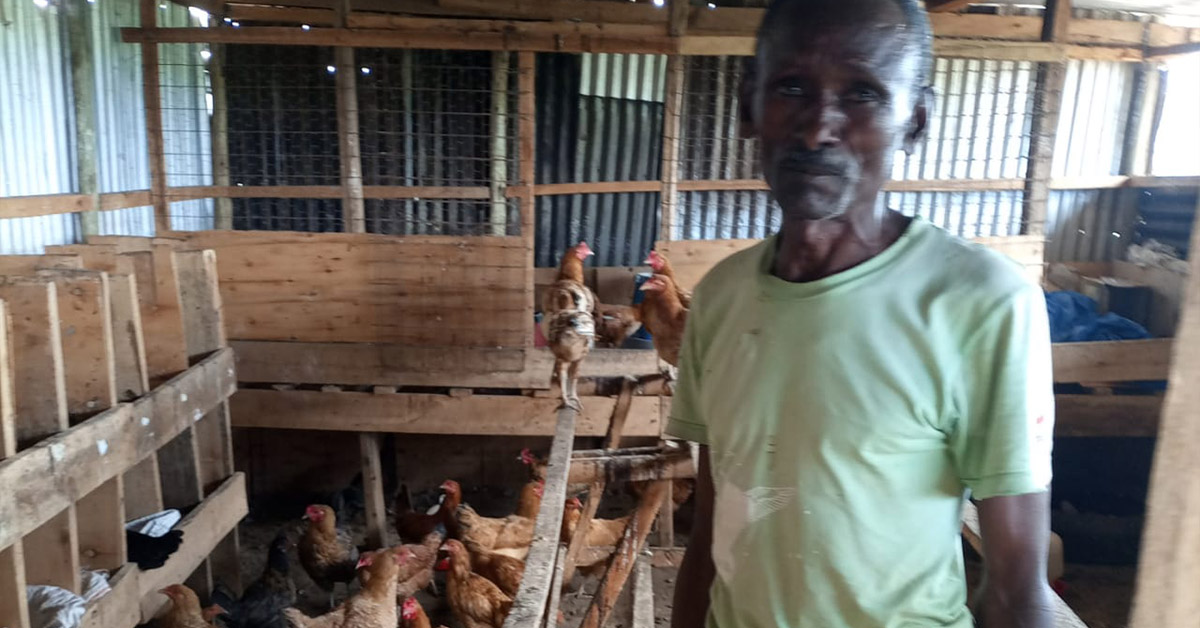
{"left": 0, "top": 301, "right": 14, "bottom": 460}
{"left": 98, "top": 189, "right": 153, "bottom": 212}
{"left": 123, "top": 453, "right": 165, "bottom": 520}
{"left": 1055, "top": 394, "right": 1162, "bottom": 437}
{"left": 23, "top": 508, "right": 81, "bottom": 593}
{"left": 503, "top": 407, "right": 576, "bottom": 628}
{"left": 0, "top": 254, "right": 85, "bottom": 272}
{"left": 157, "top": 427, "right": 205, "bottom": 509}
{"left": 76, "top": 477, "right": 126, "bottom": 571}
{"left": 195, "top": 404, "right": 234, "bottom": 492}
{"left": 359, "top": 432, "right": 388, "bottom": 548}
{"left": 1052, "top": 339, "right": 1172, "bottom": 383}
{"left": 631, "top": 556, "right": 655, "bottom": 628}
{"left": 41, "top": 270, "right": 118, "bottom": 420}
{"left": 174, "top": 249, "right": 226, "bottom": 362}
{"left": 0, "top": 541, "right": 30, "bottom": 628}
{"left": 0, "top": 279, "right": 68, "bottom": 448}
{"left": 138, "top": 473, "right": 248, "bottom": 622}
{"left": 80, "top": 563, "right": 140, "bottom": 628}
{"left": 229, "top": 389, "right": 664, "bottom": 436}
{"left": 1130, "top": 197, "right": 1200, "bottom": 628}
{"left": 0, "top": 193, "right": 89, "bottom": 219}
{"left": 0, "top": 348, "right": 237, "bottom": 552}
{"left": 567, "top": 445, "right": 695, "bottom": 486}
{"left": 109, "top": 274, "right": 151, "bottom": 400}
{"left": 142, "top": 246, "right": 190, "bottom": 384}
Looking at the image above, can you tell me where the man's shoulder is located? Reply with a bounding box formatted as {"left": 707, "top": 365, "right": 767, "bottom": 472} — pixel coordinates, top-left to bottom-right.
{"left": 919, "top": 225, "right": 1037, "bottom": 303}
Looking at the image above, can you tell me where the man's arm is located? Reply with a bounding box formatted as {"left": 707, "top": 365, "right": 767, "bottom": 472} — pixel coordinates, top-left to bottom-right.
{"left": 974, "top": 492, "right": 1056, "bottom": 628}
{"left": 672, "top": 445, "right": 715, "bottom": 628}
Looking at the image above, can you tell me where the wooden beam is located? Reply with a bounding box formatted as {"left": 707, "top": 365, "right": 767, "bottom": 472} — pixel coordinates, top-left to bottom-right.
{"left": 0, "top": 541, "right": 30, "bottom": 628}
{"left": 503, "top": 407, "right": 577, "bottom": 628}
{"left": 518, "top": 50, "right": 536, "bottom": 347}
{"left": 76, "top": 477, "right": 126, "bottom": 571}
{"left": 109, "top": 274, "right": 151, "bottom": 401}
{"left": 359, "top": 433, "right": 388, "bottom": 548}
{"left": 123, "top": 453, "right": 165, "bottom": 520}
{"left": 80, "top": 563, "right": 140, "bottom": 628}
{"left": 0, "top": 193, "right": 89, "bottom": 220}
{"left": 631, "top": 555, "right": 655, "bottom": 628}
{"left": 23, "top": 508, "right": 81, "bottom": 593}
{"left": 1052, "top": 339, "right": 1173, "bottom": 383}
{"left": 1146, "top": 41, "right": 1200, "bottom": 59}
{"left": 229, "top": 389, "right": 664, "bottom": 436}
{"left": 335, "top": 43, "right": 366, "bottom": 233}
{"left": 0, "top": 301, "right": 14, "bottom": 461}
{"left": 142, "top": 246, "right": 191, "bottom": 384}
{"left": 925, "top": 0, "right": 973, "bottom": 14}
{"left": 140, "top": 0, "right": 170, "bottom": 233}
{"left": 1130, "top": 194, "right": 1200, "bottom": 627}
{"left": 1043, "top": 0, "right": 1072, "bottom": 43}
{"left": 209, "top": 40, "right": 233, "bottom": 230}
{"left": 65, "top": 0, "right": 101, "bottom": 236}
{"left": 40, "top": 270, "right": 118, "bottom": 420}
{"left": 138, "top": 473, "right": 248, "bottom": 621}
{"left": 568, "top": 446, "right": 694, "bottom": 486}
{"left": 0, "top": 348, "right": 237, "bottom": 552}
{"left": 1055, "top": 394, "right": 1162, "bottom": 437}
{"left": 580, "top": 480, "right": 668, "bottom": 628}
{"left": 541, "top": 544, "right": 567, "bottom": 628}
{"left": 660, "top": 54, "right": 684, "bottom": 242}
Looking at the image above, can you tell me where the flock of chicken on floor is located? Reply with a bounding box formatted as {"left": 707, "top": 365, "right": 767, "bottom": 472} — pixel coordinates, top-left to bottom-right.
{"left": 155, "top": 450, "right": 692, "bottom": 628}
{"left": 543, "top": 243, "right": 691, "bottom": 409}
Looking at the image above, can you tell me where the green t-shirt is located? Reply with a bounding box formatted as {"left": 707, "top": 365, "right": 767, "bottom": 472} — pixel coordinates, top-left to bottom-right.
{"left": 666, "top": 219, "right": 1054, "bottom": 628}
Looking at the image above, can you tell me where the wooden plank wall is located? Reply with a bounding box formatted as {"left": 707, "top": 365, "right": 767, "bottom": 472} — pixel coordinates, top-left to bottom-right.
{"left": 168, "top": 231, "right": 531, "bottom": 347}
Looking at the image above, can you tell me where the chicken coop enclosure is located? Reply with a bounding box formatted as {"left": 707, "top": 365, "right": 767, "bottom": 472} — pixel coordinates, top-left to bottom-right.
{"left": 2, "top": 0, "right": 1200, "bottom": 626}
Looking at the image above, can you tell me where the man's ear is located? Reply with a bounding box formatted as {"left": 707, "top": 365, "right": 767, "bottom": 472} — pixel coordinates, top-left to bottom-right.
{"left": 738, "top": 57, "right": 759, "bottom": 138}
{"left": 902, "top": 85, "right": 933, "bottom": 155}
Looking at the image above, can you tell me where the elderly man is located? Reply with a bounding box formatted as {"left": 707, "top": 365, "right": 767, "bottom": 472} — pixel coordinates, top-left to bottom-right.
{"left": 667, "top": 0, "right": 1056, "bottom": 626}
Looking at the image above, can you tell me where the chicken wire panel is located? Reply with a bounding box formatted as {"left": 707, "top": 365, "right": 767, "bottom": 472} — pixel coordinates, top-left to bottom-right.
{"left": 884, "top": 190, "right": 1026, "bottom": 238}
{"left": 356, "top": 49, "right": 520, "bottom": 235}
{"left": 232, "top": 198, "right": 343, "bottom": 232}
{"left": 896, "top": 58, "right": 1038, "bottom": 181}
{"left": 676, "top": 191, "right": 780, "bottom": 241}
{"left": 1052, "top": 60, "right": 1134, "bottom": 178}
{"left": 159, "top": 38, "right": 215, "bottom": 230}
{"left": 536, "top": 192, "right": 660, "bottom": 267}
{"left": 678, "top": 56, "right": 759, "bottom": 181}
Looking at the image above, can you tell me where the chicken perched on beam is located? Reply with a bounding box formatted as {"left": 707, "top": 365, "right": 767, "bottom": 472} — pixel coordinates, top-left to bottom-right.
{"left": 645, "top": 250, "right": 692, "bottom": 308}
{"left": 542, "top": 241, "right": 597, "bottom": 409}
{"left": 638, "top": 273, "right": 689, "bottom": 376}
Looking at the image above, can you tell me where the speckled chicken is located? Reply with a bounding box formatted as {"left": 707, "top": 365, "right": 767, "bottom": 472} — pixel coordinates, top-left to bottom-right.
{"left": 298, "top": 504, "right": 360, "bottom": 609}
{"left": 543, "top": 242, "right": 597, "bottom": 410}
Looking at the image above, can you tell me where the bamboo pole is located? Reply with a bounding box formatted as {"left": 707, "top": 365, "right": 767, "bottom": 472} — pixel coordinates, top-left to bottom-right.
{"left": 490, "top": 52, "right": 511, "bottom": 236}
{"left": 517, "top": 51, "right": 536, "bottom": 347}
{"left": 1021, "top": 0, "right": 1071, "bottom": 237}
{"left": 659, "top": 54, "right": 684, "bottom": 242}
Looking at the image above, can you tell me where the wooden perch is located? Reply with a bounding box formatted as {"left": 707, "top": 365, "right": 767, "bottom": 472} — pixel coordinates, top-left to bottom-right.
{"left": 579, "top": 480, "right": 669, "bottom": 628}
{"left": 567, "top": 446, "right": 695, "bottom": 485}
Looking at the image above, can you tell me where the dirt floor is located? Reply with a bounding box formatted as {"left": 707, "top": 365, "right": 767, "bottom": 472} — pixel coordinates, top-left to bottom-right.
{"left": 231, "top": 487, "right": 1134, "bottom": 628}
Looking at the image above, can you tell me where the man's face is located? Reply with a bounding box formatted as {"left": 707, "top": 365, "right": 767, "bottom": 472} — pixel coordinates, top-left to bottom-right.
{"left": 743, "top": 0, "right": 928, "bottom": 222}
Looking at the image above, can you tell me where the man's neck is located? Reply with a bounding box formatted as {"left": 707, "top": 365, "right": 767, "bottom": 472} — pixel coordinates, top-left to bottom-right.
{"left": 771, "top": 209, "right": 909, "bottom": 283}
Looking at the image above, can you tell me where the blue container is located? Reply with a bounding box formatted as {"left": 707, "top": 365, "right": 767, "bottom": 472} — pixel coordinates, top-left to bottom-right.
{"left": 630, "top": 272, "right": 654, "bottom": 343}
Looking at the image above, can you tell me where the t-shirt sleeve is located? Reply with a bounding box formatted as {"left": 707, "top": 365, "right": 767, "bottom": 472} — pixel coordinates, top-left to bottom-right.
{"left": 665, "top": 287, "right": 708, "bottom": 444}
{"left": 949, "top": 282, "right": 1055, "bottom": 500}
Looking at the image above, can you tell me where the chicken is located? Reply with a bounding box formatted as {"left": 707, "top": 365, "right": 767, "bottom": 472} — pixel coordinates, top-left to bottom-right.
{"left": 438, "top": 540, "right": 513, "bottom": 628}
{"left": 400, "top": 598, "right": 432, "bottom": 628}
{"left": 543, "top": 242, "right": 598, "bottom": 410}
{"left": 514, "top": 479, "right": 545, "bottom": 519}
{"left": 298, "top": 504, "right": 360, "bottom": 609}
{"left": 210, "top": 530, "right": 296, "bottom": 628}
{"left": 517, "top": 448, "right": 548, "bottom": 482}
{"left": 594, "top": 303, "right": 642, "bottom": 348}
{"left": 638, "top": 274, "right": 688, "bottom": 368}
{"left": 463, "top": 538, "right": 526, "bottom": 597}
{"left": 645, "top": 250, "right": 692, "bottom": 308}
{"left": 158, "top": 584, "right": 220, "bottom": 628}
{"left": 283, "top": 550, "right": 401, "bottom": 628}
{"left": 386, "top": 530, "right": 444, "bottom": 600}
{"left": 455, "top": 503, "right": 535, "bottom": 560}
{"left": 560, "top": 498, "right": 632, "bottom": 578}
{"left": 396, "top": 480, "right": 461, "bottom": 544}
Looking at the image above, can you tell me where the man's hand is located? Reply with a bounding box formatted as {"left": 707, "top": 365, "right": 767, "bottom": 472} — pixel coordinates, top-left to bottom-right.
{"left": 672, "top": 445, "right": 715, "bottom": 628}
{"left": 975, "top": 492, "right": 1057, "bottom": 628}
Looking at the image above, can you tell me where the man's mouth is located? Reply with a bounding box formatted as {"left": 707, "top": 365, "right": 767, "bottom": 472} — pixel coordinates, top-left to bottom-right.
{"left": 781, "top": 159, "right": 845, "bottom": 177}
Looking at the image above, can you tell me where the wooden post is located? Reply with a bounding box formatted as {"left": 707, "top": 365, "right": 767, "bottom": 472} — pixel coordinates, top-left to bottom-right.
{"left": 631, "top": 555, "right": 655, "bottom": 628}
{"left": 43, "top": 270, "right": 118, "bottom": 422}
{"left": 490, "top": 52, "right": 511, "bottom": 236}
{"left": 359, "top": 432, "right": 388, "bottom": 548}
{"left": 1120, "top": 62, "right": 1159, "bottom": 177}
{"left": 109, "top": 273, "right": 151, "bottom": 401}
{"left": 210, "top": 40, "right": 234, "bottom": 230}
{"left": 124, "top": 454, "right": 165, "bottom": 520}
{"left": 579, "top": 480, "right": 669, "bottom": 628}
{"left": 657, "top": 476, "right": 675, "bottom": 548}
{"left": 77, "top": 478, "right": 127, "bottom": 571}
{"left": 668, "top": 0, "right": 689, "bottom": 37}
{"left": 0, "top": 280, "right": 68, "bottom": 447}
{"left": 659, "top": 54, "right": 684, "bottom": 242}
{"left": 334, "top": 0, "right": 365, "bottom": 233}
{"left": 1130, "top": 193, "right": 1200, "bottom": 627}
{"left": 24, "top": 508, "right": 82, "bottom": 594}
{"left": 1021, "top": 0, "right": 1070, "bottom": 237}
{"left": 503, "top": 407, "right": 576, "bottom": 628}
{"left": 0, "top": 302, "right": 30, "bottom": 628}
{"left": 65, "top": 0, "right": 101, "bottom": 237}
{"left": 0, "top": 301, "right": 15, "bottom": 460}
{"left": 517, "top": 51, "right": 536, "bottom": 346}
{"left": 141, "top": 0, "right": 170, "bottom": 233}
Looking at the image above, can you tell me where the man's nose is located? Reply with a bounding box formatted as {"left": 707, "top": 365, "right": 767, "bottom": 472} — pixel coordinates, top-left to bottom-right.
{"left": 797, "top": 97, "right": 845, "bottom": 150}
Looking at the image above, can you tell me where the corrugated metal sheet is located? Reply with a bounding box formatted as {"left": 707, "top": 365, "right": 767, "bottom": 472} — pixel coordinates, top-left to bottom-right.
{"left": 1045, "top": 188, "right": 1138, "bottom": 261}
{"left": 1134, "top": 187, "right": 1198, "bottom": 257}
{"left": 0, "top": 0, "right": 80, "bottom": 252}
{"left": 1052, "top": 60, "right": 1134, "bottom": 177}
{"left": 535, "top": 53, "right": 664, "bottom": 267}
{"left": 95, "top": 0, "right": 153, "bottom": 236}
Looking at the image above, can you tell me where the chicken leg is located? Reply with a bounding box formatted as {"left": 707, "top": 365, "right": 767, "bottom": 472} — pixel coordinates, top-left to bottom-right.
{"left": 566, "top": 360, "right": 583, "bottom": 410}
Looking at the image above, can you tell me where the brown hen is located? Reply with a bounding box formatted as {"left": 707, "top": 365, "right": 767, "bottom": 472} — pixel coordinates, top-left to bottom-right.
{"left": 438, "top": 539, "right": 513, "bottom": 628}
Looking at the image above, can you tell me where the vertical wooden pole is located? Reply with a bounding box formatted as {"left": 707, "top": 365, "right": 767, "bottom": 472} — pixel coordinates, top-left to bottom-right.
{"left": 668, "top": 0, "right": 689, "bottom": 37}
{"left": 518, "top": 51, "right": 536, "bottom": 347}
{"left": 580, "top": 480, "right": 669, "bottom": 628}
{"left": 334, "top": 0, "right": 365, "bottom": 233}
{"left": 0, "top": 280, "right": 68, "bottom": 447}
{"left": 1021, "top": 0, "right": 1070, "bottom": 237}
{"left": 66, "top": 0, "right": 101, "bottom": 237}
{"left": 24, "top": 508, "right": 82, "bottom": 594}
{"left": 141, "top": 0, "right": 170, "bottom": 234}
{"left": 77, "top": 478, "right": 126, "bottom": 571}
{"left": 359, "top": 432, "right": 388, "bottom": 549}
{"left": 490, "top": 52, "right": 511, "bottom": 236}
{"left": 631, "top": 555, "right": 655, "bottom": 628}
{"left": 1120, "top": 61, "right": 1159, "bottom": 177}
{"left": 657, "top": 478, "right": 675, "bottom": 548}
{"left": 659, "top": 54, "right": 684, "bottom": 243}
{"left": 0, "top": 302, "right": 30, "bottom": 628}
{"left": 210, "top": 40, "right": 234, "bottom": 230}
{"left": 1129, "top": 193, "right": 1200, "bottom": 627}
